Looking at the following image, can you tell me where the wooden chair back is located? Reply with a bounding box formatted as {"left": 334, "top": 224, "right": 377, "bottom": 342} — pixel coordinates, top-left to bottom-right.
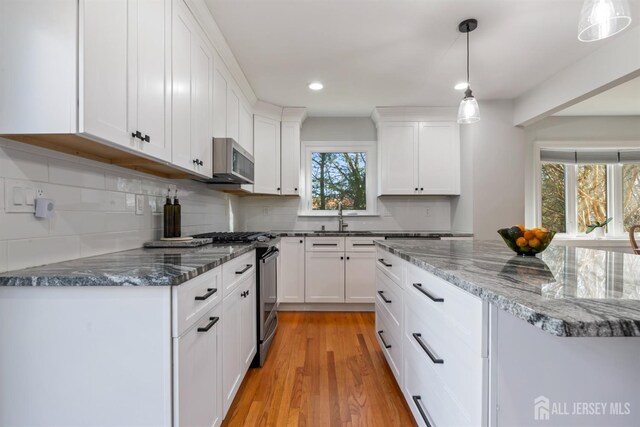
{"left": 630, "top": 225, "right": 640, "bottom": 255}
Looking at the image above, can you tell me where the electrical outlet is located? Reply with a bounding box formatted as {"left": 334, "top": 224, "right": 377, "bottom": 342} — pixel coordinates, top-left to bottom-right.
{"left": 425, "top": 208, "right": 431, "bottom": 217}
{"left": 262, "top": 207, "right": 269, "bottom": 215}
{"left": 36, "top": 188, "right": 44, "bottom": 198}
{"left": 135, "top": 194, "right": 144, "bottom": 215}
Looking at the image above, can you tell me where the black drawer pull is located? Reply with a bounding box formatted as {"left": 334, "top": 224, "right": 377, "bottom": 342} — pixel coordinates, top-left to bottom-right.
{"left": 377, "top": 290, "right": 392, "bottom": 304}
{"left": 412, "top": 283, "right": 444, "bottom": 302}
{"left": 412, "top": 333, "right": 444, "bottom": 364}
{"left": 353, "top": 243, "right": 375, "bottom": 246}
{"left": 197, "top": 316, "right": 219, "bottom": 332}
{"left": 195, "top": 288, "right": 217, "bottom": 301}
{"left": 412, "top": 396, "right": 433, "bottom": 427}
{"left": 377, "top": 330, "right": 391, "bottom": 349}
{"left": 235, "top": 264, "right": 252, "bottom": 275}
{"left": 313, "top": 243, "right": 338, "bottom": 246}
{"left": 378, "top": 258, "right": 392, "bottom": 267}
{"left": 143, "top": 134, "right": 150, "bottom": 143}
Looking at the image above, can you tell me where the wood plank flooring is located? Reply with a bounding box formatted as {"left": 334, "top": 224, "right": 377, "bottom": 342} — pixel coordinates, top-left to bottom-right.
{"left": 222, "top": 312, "right": 416, "bottom": 427}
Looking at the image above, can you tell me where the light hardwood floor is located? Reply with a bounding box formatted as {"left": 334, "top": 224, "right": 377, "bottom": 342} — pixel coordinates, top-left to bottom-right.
{"left": 222, "top": 311, "right": 416, "bottom": 427}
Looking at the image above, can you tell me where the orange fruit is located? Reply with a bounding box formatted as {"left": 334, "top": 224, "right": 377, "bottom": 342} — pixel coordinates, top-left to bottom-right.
{"left": 535, "top": 229, "right": 547, "bottom": 240}
{"left": 516, "top": 237, "right": 528, "bottom": 248}
{"left": 516, "top": 224, "right": 525, "bottom": 233}
{"left": 523, "top": 230, "right": 535, "bottom": 240}
{"left": 529, "top": 238, "right": 541, "bottom": 249}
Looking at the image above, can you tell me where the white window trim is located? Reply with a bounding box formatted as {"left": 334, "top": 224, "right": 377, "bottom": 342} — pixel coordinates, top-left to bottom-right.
{"left": 533, "top": 140, "right": 640, "bottom": 239}
{"left": 299, "top": 141, "right": 377, "bottom": 216}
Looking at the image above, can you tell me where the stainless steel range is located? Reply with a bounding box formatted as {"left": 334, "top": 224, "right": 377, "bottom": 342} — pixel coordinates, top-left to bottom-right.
{"left": 191, "top": 231, "right": 279, "bottom": 367}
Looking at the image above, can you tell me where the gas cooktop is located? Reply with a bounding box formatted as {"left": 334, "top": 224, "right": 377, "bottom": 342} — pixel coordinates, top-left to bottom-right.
{"left": 190, "top": 231, "right": 274, "bottom": 243}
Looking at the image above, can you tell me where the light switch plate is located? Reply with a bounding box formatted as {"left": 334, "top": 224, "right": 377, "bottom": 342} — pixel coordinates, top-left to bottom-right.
{"left": 5, "top": 179, "right": 43, "bottom": 213}
{"left": 135, "top": 194, "right": 144, "bottom": 215}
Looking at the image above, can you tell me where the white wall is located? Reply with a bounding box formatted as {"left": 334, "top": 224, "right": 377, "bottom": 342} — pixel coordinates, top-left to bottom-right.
{"left": 469, "top": 100, "right": 527, "bottom": 240}
{"left": 301, "top": 117, "right": 377, "bottom": 141}
{"left": 0, "top": 138, "right": 237, "bottom": 272}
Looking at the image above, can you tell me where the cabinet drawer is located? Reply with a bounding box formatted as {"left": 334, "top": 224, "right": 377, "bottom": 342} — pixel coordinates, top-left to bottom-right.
{"left": 375, "top": 306, "right": 402, "bottom": 386}
{"left": 222, "top": 250, "right": 256, "bottom": 298}
{"left": 403, "top": 335, "right": 484, "bottom": 427}
{"left": 345, "top": 237, "right": 379, "bottom": 252}
{"left": 173, "top": 266, "right": 222, "bottom": 337}
{"left": 375, "top": 248, "right": 403, "bottom": 284}
{"left": 404, "top": 297, "right": 486, "bottom": 425}
{"left": 305, "top": 237, "right": 345, "bottom": 252}
{"left": 375, "top": 268, "right": 403, "bottom": 335}
{"left": 406, "top": 263, "right": 486, "bottom": 357}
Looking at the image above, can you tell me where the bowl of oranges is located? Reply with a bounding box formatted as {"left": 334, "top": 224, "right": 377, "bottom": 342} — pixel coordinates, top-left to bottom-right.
{"left": 497, "top": 225, "right": 556, "bottom": 256}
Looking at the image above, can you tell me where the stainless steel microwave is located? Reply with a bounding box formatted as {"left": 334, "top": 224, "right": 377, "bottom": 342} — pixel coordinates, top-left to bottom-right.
{"left": 201, "top": 138, "right": 254, "bottom": 184}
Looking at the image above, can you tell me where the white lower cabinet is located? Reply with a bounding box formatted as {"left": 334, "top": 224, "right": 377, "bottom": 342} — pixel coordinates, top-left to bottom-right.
{"left": 305, "top": 251, "right": 345, "bottom": 303}
{"left": 375, "top": 248, "right": 488, "bottom": 427}
{"left": 345, "top": 251, "right": 376, "bottom": 303}
{"left": 174, "top": 305, "right": 222, "bottom": 427}
{"left": 278, "top": 237, "right": 306, "bottom": 303}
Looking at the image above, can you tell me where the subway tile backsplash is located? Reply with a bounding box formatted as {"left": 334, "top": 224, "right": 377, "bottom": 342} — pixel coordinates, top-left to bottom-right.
{"left": 0, "top": 138, "right": 235, "bottom": 272}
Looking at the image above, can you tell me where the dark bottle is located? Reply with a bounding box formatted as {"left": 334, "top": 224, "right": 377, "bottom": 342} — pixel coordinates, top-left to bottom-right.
{"left": 163, "top": 189, "right": 174, "bottom": 238}
{"left": 173, "top": 189, "right": 181, "bottom": 238}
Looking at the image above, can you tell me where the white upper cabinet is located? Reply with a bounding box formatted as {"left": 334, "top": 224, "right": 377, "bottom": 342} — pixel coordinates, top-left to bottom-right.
{"left": 83, "top": 0, "right": 171, "bottom": 161}
{"left": 280, "top": 121, "right": 301, "bottom": 195}
{"left": 378, "top": 120, "right": 460, "bottom": 195}
{"left": 171, "top": 1, "right": 213, "bottom": 178}
{"left": 212, "top": 58, "right": 228, "bottom": 139}
{"left": 239, "top": 103, "right": 254, "bottom": 155}
{"left": 226, "top": 87, "right": 240, "bottom": 142}
{"left": 418, "top": 122, "right": 460, "bottom": 195}
{"left": 253, "top": 115, "right": 281, "bottom": 195}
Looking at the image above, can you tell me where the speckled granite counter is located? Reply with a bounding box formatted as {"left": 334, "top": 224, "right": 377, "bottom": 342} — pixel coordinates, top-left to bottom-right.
{"left": 276, "top": 230, "right": 473, "bottom": 238}
{"left": 376, "top": 239, "right": 640, "bottom": 337}
{"left": 0, "top": 244, "right": 256, "bottom": 287}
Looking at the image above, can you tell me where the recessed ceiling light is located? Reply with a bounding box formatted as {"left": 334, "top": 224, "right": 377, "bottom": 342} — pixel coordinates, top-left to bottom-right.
{"left": 308, "top": 82, "right": 323, "bottom": 91}
{"left": 454, "top": 82, "right": 469, "bottom": 91}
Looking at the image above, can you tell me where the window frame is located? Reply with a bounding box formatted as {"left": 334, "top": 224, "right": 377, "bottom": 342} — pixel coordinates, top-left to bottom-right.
{"left": 534, "top": 141, "right": 640, "bottom": 237}
{"left": 299, "top": 141, "right": 378, "bottom": 216}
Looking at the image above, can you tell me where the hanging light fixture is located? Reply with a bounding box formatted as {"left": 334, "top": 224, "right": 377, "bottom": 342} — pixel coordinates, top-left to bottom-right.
{"left": 457, "top": 19, "right": 480, "bottom": 124}
{"left": 578, "top": 0, "right": 632, "bottom": 42}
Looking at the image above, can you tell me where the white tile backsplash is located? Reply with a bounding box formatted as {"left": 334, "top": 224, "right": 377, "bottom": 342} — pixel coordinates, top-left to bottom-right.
{"left": 0, "top": 138, "right": 235, "bottom": 271}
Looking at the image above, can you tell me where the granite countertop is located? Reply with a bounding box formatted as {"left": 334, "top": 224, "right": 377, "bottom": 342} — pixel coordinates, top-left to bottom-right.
{"left": 276, "top": 230, "right": 473, "bottom": 238}
{"left": 376, "top": 240, "right": 640, "bottom": 337}
{"left": 0, "top": 244, "right": 256, "bottom": 287}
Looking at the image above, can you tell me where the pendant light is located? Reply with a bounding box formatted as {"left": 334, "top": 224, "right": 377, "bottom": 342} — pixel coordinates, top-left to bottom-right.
{"left": 457, "top": 19, "right": 480, "bottom": 124}
{"left": 578, "top": 0, "right": 632, "bottom": 42}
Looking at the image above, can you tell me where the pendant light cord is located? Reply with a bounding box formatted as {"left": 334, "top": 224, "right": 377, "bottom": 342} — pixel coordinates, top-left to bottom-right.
{"left": 466, "top": 27, "right": 470, "bottom": 85}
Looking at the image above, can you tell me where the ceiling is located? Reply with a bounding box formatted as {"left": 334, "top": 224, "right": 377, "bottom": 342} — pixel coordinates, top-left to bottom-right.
{"left": 554, "top": 75, "right": 640, "bottom": 116}
{"left": 205, "top": 0, "right": 640, "bottom": 117}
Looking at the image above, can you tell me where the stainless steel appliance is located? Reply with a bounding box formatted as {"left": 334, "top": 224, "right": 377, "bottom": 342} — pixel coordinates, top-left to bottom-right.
{"left": 190, "top": 231, "right": 279, "bottom": 367}
{"left": 197, "top": 138, "right": 254, "bottom": 185}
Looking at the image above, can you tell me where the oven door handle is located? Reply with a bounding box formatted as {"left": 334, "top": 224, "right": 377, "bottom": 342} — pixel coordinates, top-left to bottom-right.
{"left": 261, "top": 248, "right": 280, "bottom": 264}
{"left": 262, "top": 314, "right": 278, "bottom": 344}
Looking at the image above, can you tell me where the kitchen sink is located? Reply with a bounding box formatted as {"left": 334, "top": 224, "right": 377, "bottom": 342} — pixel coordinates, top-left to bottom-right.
{"left": 312, "top": 230, "right": 373, "bottom": 234}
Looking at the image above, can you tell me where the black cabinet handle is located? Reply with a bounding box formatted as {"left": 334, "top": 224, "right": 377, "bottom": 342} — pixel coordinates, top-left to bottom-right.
{"left": 340, "top": 256, "right": 344, "bottom": 260}
{"left": 198, "top": 160, "right": 204, "bottom": 166}
{"left": 346, "top": 256, "right": 350, "bottom": 260}
{"left": 246, "top": 289, "right": 250, "bottom": 297}
{"left": 420, "top": 187, "right": 424, "bottom": 191}
{"left": 299, "top": 240, "right": 303, "bottom": 243}
{"left": 195, "top": 288, "right": 217, "bottom": 301}
{"left": 294, "top": 187, "right": 298, "bottom": 191}
{"left": 377, "top": 258, "right": 392, "bottom": 267}
{"left": 353, "top": 243, "right": 376, "bottom": 247}
{"left": 277, "top": 187, "right": 281, "bottom": 191}
{"left": 412, "top": 396, "right": 432, "bottom": 427}
{"left": 377, "top": 290, "right": 392, "bottom": 304}
{"left": 412, "top": 333, "right": 444, "bottom": 364}
{"left": 235, "top": 264, "right": 252, "bottom": 275}
{"left": 412, "top": 283, "right": 444, "bottom": 302}
{"left": 193, "top": 159, "right": 198, "bottom": 164}
{"left": 131, "top": 131, "right": 143, "bottom": 140}
{"left": 313, "top": 243, "right": 338, "bottom": 246}
{"left": 377, "top": 330, "right": 391, "bottom": 349}
{"left": 143, "top": 134, "right": 150, "bottom": 143}
{"left": 197, "top": 316, "right": 219, "bottom": 332}
{"left": 415, "top": 187, "right": 418, "bottom": 191}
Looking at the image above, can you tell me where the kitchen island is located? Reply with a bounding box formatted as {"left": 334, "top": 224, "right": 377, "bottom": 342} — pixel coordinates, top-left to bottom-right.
{"left": 375, "top": 239, "right": 640, "bottom": 427}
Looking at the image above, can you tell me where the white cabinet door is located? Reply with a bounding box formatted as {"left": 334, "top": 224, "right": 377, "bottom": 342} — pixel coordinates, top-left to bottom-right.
{"left": 378, "top": 122, "right": 420, "bottom": 195}
{"left": 241, "top": 274, "right": 257, "bottom": 370}
{"left": 253, "top": 115, "right": 281, "bottom": 195}
{"left": 212, "top": 62, "right": 227, "bottom": 138}
{"left": 222, "top": 289, "right": 242, "bottom": 415}
{"left": 280, "top": 121, "right": 301, "bottom": 195}
{"left": 226, "top": 87, "right": 240, "bottom": 142}
{"left": 190, "top": 31, "right": 213, "bottom": 178}
{"left": 278, "top": 237, "right": 305, "bottom": 303}
{"left": 305, "top": 252, "right": 345, "bottom": 303}
{"left": 345, "top": 252, "right": 376, "bottom": 303}
{"left": 418, "top": 122, "right": 460, "bottom": 195}
{"left": 174, "top": 306, "right": 222, "bottom": 427}
{"left": 239, "top": 103, "right": 254, "bottom": 156}
{"left": 133, "top": 0, "right": 170, "bottom": 162}
{"left": 82, "top": 0, "right": 131, "bottom": 147}
{"left": 170, "top": 5, "right": 192, "bottom": 171}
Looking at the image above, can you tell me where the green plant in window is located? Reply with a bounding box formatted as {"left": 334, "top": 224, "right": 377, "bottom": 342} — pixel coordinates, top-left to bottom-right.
{"left": 585, "top": 217, "right": 612, "bottom": 234}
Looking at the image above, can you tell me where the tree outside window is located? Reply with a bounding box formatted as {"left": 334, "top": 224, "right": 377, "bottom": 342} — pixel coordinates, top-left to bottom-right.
{"left": 311, "top": 152, "right": 366, "bottom": 210}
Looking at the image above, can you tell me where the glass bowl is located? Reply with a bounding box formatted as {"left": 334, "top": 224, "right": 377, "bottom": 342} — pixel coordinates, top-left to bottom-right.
{"left": 497, "top": 227, "right": 556, "bottom": 256}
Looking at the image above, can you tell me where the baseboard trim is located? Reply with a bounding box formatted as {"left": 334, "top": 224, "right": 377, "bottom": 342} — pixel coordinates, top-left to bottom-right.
{"left": 277, "top": 303, "right": 375, "bottom": 312}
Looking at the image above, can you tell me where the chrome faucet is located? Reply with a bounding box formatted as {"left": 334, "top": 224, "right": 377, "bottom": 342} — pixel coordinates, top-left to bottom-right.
{"left": 338, "top": 202, "right": 348, "bottom": 231}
